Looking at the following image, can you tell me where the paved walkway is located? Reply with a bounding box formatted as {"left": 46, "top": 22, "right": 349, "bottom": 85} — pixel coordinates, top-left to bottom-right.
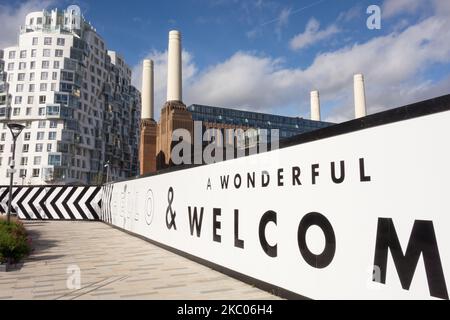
{"left": 0, "top": 221, "right": 280, "bottom": 300}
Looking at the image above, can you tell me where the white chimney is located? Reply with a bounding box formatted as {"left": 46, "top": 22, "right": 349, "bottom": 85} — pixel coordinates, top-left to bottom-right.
{"left": 167, "top": 30, "right": 182, "bottom": 102}
{"left": 354, "top": 74, "right": 367, "bottom": 119}
{"left": 310, "top": 90, "right": 321, "bottom": 121}
{"left": 141, "top": 59, "right": 154, "bottom": 120}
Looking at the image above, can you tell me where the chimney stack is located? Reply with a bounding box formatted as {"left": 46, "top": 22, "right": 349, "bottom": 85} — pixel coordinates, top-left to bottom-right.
{"left": 167, "top": 30, "right": 182, "bottom": 102}
{"left": 310, "top": 90, "right": 321, "bottom": 121}
{"left": 354, "top": 74, "right": 367, "bottom": 119}
{"left": 141, "top": 59, "right": 154, "bottom": 120}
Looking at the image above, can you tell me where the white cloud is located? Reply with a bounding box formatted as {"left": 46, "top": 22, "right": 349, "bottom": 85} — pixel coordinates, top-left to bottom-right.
{"left": 289, "top": 18, "right": 340, "bottom": 51}
{"left": 382, "top": 0, "right": 425, "bottom": 18}
{"left": 0, "top": 0, "right": 57, "bottom": 50}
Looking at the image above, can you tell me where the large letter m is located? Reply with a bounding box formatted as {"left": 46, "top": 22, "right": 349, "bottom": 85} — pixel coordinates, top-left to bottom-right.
{"left": 373, "top": 218, "right": 448, "bottom": 300}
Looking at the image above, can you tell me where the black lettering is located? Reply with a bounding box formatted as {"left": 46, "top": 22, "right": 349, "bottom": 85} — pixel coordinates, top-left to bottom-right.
{"left": 312, "top": 164, "right": 320, "bottom": 185}
{"left": 373, "top": 218, "right": 448, "bottom": 300}
{"left": 213, "top": 208, "right": 222, "bottom": 243}
{"left": 298, "top": 212, "right": 336, "bottom": 269}
{"left": 188, "top": 207, "right": 204, "bottom": 238}
{"left": 331, "top": 161, "right": 345, "bottom": 184}
{"left": 234, "top": 210, "right": 245, "bottom": 249}
{"left": 220, "top": 175, "right": 229, "bottom": 189}
{"left": 360, "top": 158, "right": 371, "bottom": 182}
{"left": 247, "top": 172, "right": 255, "bottom": 188}
{"left": 259, "top": 210, "right": 277, "bottom": 257}
{"left": 293, "top": 167, "right": 302, "bottom": 186}
{"left": 278, "top": 169, "right": 284, "bottom": 187}
{"left": 234, "top": 174, "right": 242, "bottom": 189}
{"left": 262, "top": 171, "right": 270, "bottom": 188}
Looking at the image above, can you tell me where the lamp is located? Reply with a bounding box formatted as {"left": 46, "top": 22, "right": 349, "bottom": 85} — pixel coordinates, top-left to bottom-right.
{"left": 6, "top": 123, "right": 25, "bottom": 223}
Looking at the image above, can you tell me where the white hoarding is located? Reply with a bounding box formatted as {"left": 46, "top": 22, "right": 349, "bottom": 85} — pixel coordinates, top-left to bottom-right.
{"left": 103, "top": 109, "right": 450, "bottom": 300}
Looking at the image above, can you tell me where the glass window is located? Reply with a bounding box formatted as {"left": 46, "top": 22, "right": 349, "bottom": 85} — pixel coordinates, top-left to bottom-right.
{"left": 41, "top": 72, "right": 48, "bottom": 80}
{"left": 27, "top": 96, "right": 34, "bottom": 104}
{"left": 42, "top": 61, "right": 49, "bottom": 69}
{"left": 52, "top": 71, "right": 58, "bottom": 80}
{"left": 20, "top": 157, "right": 28, "bottom": 166}
{"left": 13, "top": 108, "right": 20, "bottom": 116}
{"left": 31, "top": 49, "right": 37, "bottom": 57}
{"left": 30, "top": 61, "right": 36, "bottom": 69}
{"left": 29, "top": 72, "right": 35, "bottom": 81}
{"left": 47, "top": 144, "right": 52, "bottom": 152}
{"left": 50, "top": 121, "right": 57, "bottom": 128}
{"left": 35, "top": 144, "right": 43, "bottom": 152}
{"left": 57, "top": 38, "right": 65, "bottom": 46}
{"left": 36, "top": 132, "right": 45, "bottom": 140}
{"left": 43, "top": 49, "right": 51, "bottom": 57}
{"left": 20, "top": 50, "right": 26, "bottom": 58}
{"left": 19, "top": 62, "right": 26, "bottom": 70}
{"left": 39, "top": 96, "right": 46, "bottom": 104}
{"left": 48, "top": 132, "right": 57, "bottom": 140}
{"left": 18, "top": 73, "right": 25, "bottom": 81}
{"left": 19, "top": 169, "right": 27, "bottom": 178}
{"left": 7, "top": 63, "right": 14, "bottom": 71}
{"left": 8, "top": 51, "right": 16, "bottom": 59}
{"left": 53, "top": 61, "right": 60, "bottom": 69}
{"left": 0, "top": 133, "right": 5, "bottom": 141}
{"left": 38, "top": 107, "right": 45, "bottom": 115}
{"left": 32, "top": 37, "right": 38, "bottom": 45}
{"left": 29, "top": 84, "right": 35, "bottom": 92}
{"left": 32, "top": 169, "right": 40, "bottom": 178}
{"left": 34, "top": 156, "right": 41, "bottom": 166}
{"left": 14, "top": 96, "right": 22, "bottom": 104}
{"left": 44, "top": 37, "right": 52, "bottom": 45}
{"left": 16, "top": 84, "right": 24, "bottom": 92}
{"left": 55, "top": 49, "right": 63, "bottom": 57}
{"left": 40, "top": 83, "right": 47, "bottom": 92}
{"left": 26, "top": 107, "right": 31, "bottom": 115}
{"left": 48, "top": 154, "right": 61, "bottom": 166}
{"left": 22, "top": 144, "right": 29, "bottom": 153}
{"left": 38, "top": 121, "right": 46, "bottom": 128}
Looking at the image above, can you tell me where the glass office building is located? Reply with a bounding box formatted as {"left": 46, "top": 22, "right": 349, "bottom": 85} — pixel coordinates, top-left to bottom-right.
{"left": 187, "top": 104, "right": 333, "bottom": 140}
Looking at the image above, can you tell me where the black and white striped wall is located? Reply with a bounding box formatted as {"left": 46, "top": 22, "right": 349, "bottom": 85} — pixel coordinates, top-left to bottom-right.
{"left": 0, "top": 186, "right": 102, "bottom": 220}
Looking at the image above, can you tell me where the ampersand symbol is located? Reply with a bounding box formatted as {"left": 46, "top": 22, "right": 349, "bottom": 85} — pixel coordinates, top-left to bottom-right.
{"left": 166, "top": 187, "right": 177, "bottom": 230}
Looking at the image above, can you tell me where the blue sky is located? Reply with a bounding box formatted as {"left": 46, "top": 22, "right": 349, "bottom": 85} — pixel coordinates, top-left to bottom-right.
{"left": 1, "top": 0, "right": 450, "bottom": 122}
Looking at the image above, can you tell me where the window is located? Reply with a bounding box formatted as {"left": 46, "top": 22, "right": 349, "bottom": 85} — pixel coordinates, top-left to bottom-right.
{"left": 44, "top": 37, "right": 52, "bottom": 45}
{"left": 51, "top": 83, "right": 56, "bottom": 91}
{"left": 32, "top": 169, "right": 40, "bottom": 178}
{"left": 29, "top": 84, "right": 35, "bottom": 92}
{"left": 57, "top": 38, "right": 65, "bottom": 46}
{"left": 38, "top": 121, "right": 46, "bottom": 128}
{"left": 39, "top": 107, "right": 45, "bottom": 116}
{"left": 52, "top": 72, "right": 58, "bottom": 80}
{"left": 41, "top": 72, "right": 48, "bottom": 80}
{"left": 31, "top": 49, "right": 37, "bottom": 57}
{"left": 40, "top": 83, "right": 47, "bottom": 92}
{"left": 0, "top": 133, "right": 5, "bottom": 141}
{"left": 53, "top": 61, "right": 60, "bottom": 69}
{"left": 32, "top": 37, "right": 38, "bottom": 45}
{"left": 42, "top": 61, "right": 49, "bottom": 69}
{"left": 7, "top": 73, "right": 14, "bottom": 81}
{"left": 17, "top": 73, "right": 25, "bottom": 81}
{"left": 16, "top": 84, "right": 24, "bottom": 92}
{"left": 47, "top": 105, "right": 60, "bottom": 116}
{"left": 26, "top": 107, "right": 31, "bottom": 115}
{"left": 50, "top": 121, "right": 57, "bottom": 128}
{"left": 30, "top": 61, "right": 36, "bottom": 69}
{"left": 0, "top": 145, "right": 3, "bottom": 153}
{"left": 48, "top": 132, "right": 57, "bottom": 140}
{"left": 8, "top": 51, "right": 16, "bottom": 59}
{"left": 29, "top": 72, "right": 35, "bottom": 81}
{"left": 36, "top": 132, "right": 44, "bottom": 140}
{"left": 43, "top": 49, "right": 51, "bottom": 57}
{"left": 24, "top": 132, "right": 31, "bottom": 141}
{"left": 35, "top": 144, "right": 43, "bottom": 152}
{"left": 19, "top": 169, "right": 27, "bottom": 177}
{"left": 27, "top": 96, "right": 34, "bottom": 104}
{"left": 7, "top": 63, "right": 14, "bottom": 71}
{"left": 25, "top": 121, "right": 31, "bottom": 129}
{"left": 20, "top": 157, "right": 28, "bottom": 166}
{"left": 39, "top": 96, "right": 46, "bottom": 104}
{"left": 19, "top": 62, "right": 26, "bottom": 70}
{"left": 47, "top": 144, "right": 52, "bottom": 152}
{"left": 20, "top": 50, "right": 26, "bottom": 59}
{"left": 14, "top": 96, "right": 22, "bottom": 104}
{"left": 22, "top": 144, "right": 29, "bottom": 153}
{"left": 34, "top": 156, "right": 41, "bottom": 166}
{"left": 48, "top": 154, "right": 61, "bottom": 166}
{"left": 13, "top": 108, "right": 20, "bottom": 116}
{"left": 55, "top": 49, "right": 63, "bottom": 57}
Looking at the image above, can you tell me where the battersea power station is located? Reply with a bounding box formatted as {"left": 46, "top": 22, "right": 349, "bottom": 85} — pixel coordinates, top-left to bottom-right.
{"left": 139, "top": 31, "right": 335, "bottom": 175}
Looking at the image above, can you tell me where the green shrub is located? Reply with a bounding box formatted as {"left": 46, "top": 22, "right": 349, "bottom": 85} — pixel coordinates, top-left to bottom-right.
{"left": 0, "top": 219, "right": 31, "bottom": 264}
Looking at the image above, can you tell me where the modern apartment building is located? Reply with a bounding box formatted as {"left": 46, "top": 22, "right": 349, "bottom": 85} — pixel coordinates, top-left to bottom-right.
{"left": 0, "top": 5, "right": 140, "bottom": 185}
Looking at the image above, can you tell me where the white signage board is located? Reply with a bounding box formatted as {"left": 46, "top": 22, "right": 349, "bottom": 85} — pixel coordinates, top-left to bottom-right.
{"left": 104, "top": 110, "right": 450, "bottom": 300}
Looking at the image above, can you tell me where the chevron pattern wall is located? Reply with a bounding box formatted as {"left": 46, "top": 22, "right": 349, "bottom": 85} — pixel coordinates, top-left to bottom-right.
{"left": 0, "top": 186, "right": 102, "bottom": 220}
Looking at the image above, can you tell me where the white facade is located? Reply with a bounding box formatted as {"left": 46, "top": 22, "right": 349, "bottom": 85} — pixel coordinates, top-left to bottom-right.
{"left": 0, "top": 6, "right": 140, "bottom": 186}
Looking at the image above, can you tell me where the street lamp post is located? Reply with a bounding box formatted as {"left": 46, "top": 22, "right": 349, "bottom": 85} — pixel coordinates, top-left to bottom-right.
{"left": 104, "top": 161, "right": 111, "bottom": 184}
{"left": 7, "top": 123, "right": 25, "bottom": 223}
